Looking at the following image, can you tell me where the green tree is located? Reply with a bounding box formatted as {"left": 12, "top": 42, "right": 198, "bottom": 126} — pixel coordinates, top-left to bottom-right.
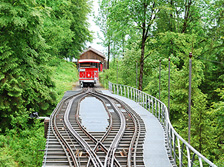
{"left": 38, "top": 0, "right": 93, "bottom": 59}
{"left": 199, "top": 0, "right": 224, "bottom": 105}
{"left": 98, "top": 0, "right": 223, "bottom": 164}
{"left": 104, "top": 0, "right": 161, "bottom": 90}
{"left": 209, "top": 88, "right": 224, "bottom": 163}
{"left": 0, "top": 0, "right": 56, "bottom": 130}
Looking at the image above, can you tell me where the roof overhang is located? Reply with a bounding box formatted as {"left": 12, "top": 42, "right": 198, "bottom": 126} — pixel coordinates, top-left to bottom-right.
{"left": 80, "top": 47, "right": 105, "bottom": 59}
{"left": 78, "top": 59, "right": 101, "bottom": 63}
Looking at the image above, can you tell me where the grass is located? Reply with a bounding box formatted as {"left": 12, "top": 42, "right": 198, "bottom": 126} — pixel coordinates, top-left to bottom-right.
{"left": 49, "top": 58, "right": 79, "bottom": 103}
{"left": 0, "top": 58, "right": 79, "bottom": 167}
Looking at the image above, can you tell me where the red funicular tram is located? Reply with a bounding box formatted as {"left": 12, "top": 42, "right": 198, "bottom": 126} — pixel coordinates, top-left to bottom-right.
{"left": 78, "top": 59, "right": 102, "bottom": 87}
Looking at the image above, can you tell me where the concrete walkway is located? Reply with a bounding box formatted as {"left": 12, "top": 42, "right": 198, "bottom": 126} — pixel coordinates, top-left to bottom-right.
{"left": 102, "top": 90, "right": 172, "bottom": 167}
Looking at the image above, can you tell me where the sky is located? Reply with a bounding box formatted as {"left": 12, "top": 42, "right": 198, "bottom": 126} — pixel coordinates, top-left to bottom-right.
{"left": 86, "top": 1, "right": 106, "bottom": 54}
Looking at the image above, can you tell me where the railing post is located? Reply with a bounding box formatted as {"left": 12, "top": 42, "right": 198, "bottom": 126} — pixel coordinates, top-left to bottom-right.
{"left": 137, "top": 90, "right": 139, "bottom": 103}
{"left": 162, "top": 104, "right": 165, "bottom": 125}
{"left": 155, "top": 100, "right": 157, "bottom": 117}
{"left": 172, "top": 131, "right": 176, "bottom": 161}
{"left": 136, "top": 89, "right": 138, "bottom": 102}
{"left": 180, "top": 143, "right": 184, "bottom": 167}
{"left": 139, "top": 91, "right": 141, "bottom": 103}
{"left": 117, "top": 84, "right": 119, "bottom": 95}
{"left": 140, "top": 91, "right": 142, "bottom": 104}
{"left": 124, "top": 86, "right": 126, "bottom": 97}
{"left": 158, "top": 102, "right": 161, "bottom": 121}
{"left": 140, "top": 91, "right": 141, "bottom": 104}
{"left": 138, "top": 90, "right": 139, "bottom": 102}
{"left": 168, "top": 126, "right": 173, "bottom": 158}
{"left": 191, "top": 153, "right": 196, "bottom": 167}
{"left": 132, "top": 88, "right": 134, "bottom": 100}
{"left": 145, "top": 94, "right": 147, "bottom": 109}
{"left": 177, "top": 138, "right": 181, "bottom": 167}
{"left": 187, "top": 146, "right": 191, "bottom": 167}
{"left": 133, "top": 89, "right": 135, "bottom": 101}
{"left": 199, "top": 157, "right": 203, "bottom": 167}
{"left": 131, "top": 88, "right": 133, "bottom": 100}
{"left": 151, "top": 98, "right": 154, "bottom": 114}
{"left": 128, "top": 87, "right": 129, "bottom": 99}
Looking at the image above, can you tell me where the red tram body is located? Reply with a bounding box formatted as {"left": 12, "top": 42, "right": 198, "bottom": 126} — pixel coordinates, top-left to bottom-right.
{"left": 78, "top": 59, "right": 102, "bottom": 87}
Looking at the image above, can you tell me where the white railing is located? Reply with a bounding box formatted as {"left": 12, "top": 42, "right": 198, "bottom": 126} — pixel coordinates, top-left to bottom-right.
{"left": 109, "top": 82, "right": 217, "bottom": 167}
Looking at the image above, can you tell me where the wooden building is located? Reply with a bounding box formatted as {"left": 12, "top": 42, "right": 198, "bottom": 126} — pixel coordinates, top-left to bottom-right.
{"left": 79, "top": 46, "right": 107, "bottom": 69}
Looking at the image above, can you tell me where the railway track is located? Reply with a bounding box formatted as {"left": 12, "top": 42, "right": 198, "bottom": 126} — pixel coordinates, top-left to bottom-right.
{"left": 43, "top": 88, "right": 145, "bottom": 167}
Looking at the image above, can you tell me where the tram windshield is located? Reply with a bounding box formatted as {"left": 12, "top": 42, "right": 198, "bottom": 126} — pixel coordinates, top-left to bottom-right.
{"left": 80, "top": 62, "right": 99, "bottom": 68}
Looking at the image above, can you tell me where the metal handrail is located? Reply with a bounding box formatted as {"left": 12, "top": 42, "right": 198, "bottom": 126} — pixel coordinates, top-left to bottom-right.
{"left": 109, "top": 82, "right": 217, "bottom": 167}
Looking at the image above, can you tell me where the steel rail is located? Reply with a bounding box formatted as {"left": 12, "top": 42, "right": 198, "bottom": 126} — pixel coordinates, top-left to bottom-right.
{"left": 76, "top": 94, "right": 105, "bottom": 167}
{"left": 53, "top": 118, "right": 77, "bottom": 167}
{"left": 64, "top": 93, "right": 104, "bottom": 167}
{"left": 75, "top": 93, "right": 100, "bottom": 144}
{"left": 111, "top": 95, "right": 143, "bottom": 167}
{"left": 62, "top": 118, "right": 81, "bottom": 165}
{"left": 92, "top": 91, "right": 126, "bottom": 167}
{"left": 127, "top": 109, "right": 139, "bottom": 167}
{"left": 46, "top": 88, "right": 122, "bottom": 167}
{"left": 45, "top": 90, "right": 85, "bottom": 167}
{"left": 44, "top": 87, "right": 145, "bottom": 166}
{"left": 89, "top": 92, "right": 122, "bottom": 167}
{"left": 123, "top": 102, "right": 142, "bottom": 167}
{"left": 73, "top": 88, "right": 122, "bottom": 166}
{"left": 50, "top": 92, "right": 83, "bottom": 166}
{"left": 94, "top": 90, "right": 144, "bottom": 167}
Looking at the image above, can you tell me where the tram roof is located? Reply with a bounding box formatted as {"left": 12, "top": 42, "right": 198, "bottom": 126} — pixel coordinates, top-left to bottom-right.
{"left": 78, "top": 59, "right": 101, "bottom": 63}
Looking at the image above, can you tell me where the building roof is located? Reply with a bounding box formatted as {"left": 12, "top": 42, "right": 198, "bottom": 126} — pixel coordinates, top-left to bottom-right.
{"left": 80, "top": 46, "right": 105, "bottom": 59}
{"left": 78, "top": 59, "right": 101, "bottom": 63}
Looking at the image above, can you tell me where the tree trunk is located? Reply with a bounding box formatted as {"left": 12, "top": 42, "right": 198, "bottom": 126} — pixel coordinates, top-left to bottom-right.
{"left": 107, "top": 43, "right": 110, "bottom": 69}
{"left": 122, "top": 34, "right": 125, "bottom": 57}
{"left": 182, "top": 0, "right": 192, "bottom": 33}
{"left": 138, "top": 2, "right": 147, "bottom": 91}
{"left": 138, "top": 39, "right": 145, "bottom": 91}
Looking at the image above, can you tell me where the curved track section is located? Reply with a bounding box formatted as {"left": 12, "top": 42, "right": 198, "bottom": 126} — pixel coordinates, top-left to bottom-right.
{"left": 42, "top": 88, "right": 145, "bottom": 167}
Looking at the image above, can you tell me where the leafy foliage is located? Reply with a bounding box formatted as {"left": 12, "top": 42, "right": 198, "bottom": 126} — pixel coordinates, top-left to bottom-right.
{"left": 38, "top": 0, "right": 93, "bottom": 58}
{"left": 0, "top": 0, "right": 91, "bottom": 129}
{"left": 0, "top": 57, "right": 79, "bottom": 166}
{"left": 0, "top": 117, "right": 46, "bottom": 167}
{"left": 0, "top": 0, "right": 89, "bottom": 166}
{"left": 98, "top": 0, "right": 224, "bottom": 164}
{"left": 0, "top": 0, "right": 56, "bottom": 130}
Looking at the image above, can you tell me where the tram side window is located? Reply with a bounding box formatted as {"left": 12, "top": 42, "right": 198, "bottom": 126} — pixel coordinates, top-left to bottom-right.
{"left": 90, "top": 62, "right": 99, "bottom": 68}
{"left": 80, "top": 63, "right": 90, "bottom": 67}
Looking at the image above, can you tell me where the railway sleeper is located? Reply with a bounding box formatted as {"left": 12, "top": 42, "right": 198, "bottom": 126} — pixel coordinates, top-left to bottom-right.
{"left": 44, "top": 151, "right": 67, "bottom": 156}
{"left": 43, "top": 160, "right": 70, "bottom": 166}
{"left": 46, "top": 145, "right": 64, "bottom": 149}
{"left": 44, "top": 155, "right": 69, "bottom": 161}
